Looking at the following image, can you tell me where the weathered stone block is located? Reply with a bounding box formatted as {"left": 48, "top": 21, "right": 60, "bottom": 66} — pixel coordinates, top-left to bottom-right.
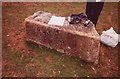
{"left": 24, "top": 11, "right": 100, "bottom": 64}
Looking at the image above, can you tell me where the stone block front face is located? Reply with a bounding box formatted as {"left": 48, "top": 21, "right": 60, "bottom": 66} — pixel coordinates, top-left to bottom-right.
{"left": 24, "top": 11, "right": 100, "bottom": 64}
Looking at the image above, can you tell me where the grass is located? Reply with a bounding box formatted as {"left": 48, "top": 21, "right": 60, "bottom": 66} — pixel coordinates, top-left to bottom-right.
{"left": 2, "top": 2, "right": 118, "bottom": 77}
{"left": 25, "top": 41, "right": 88, "bottom": 77}
{"left": 96, "top": 2, "right": 118, "bottom": 33}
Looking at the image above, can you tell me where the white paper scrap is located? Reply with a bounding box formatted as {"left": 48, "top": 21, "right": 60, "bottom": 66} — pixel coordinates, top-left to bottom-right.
{"left": 48, "top": 16, "right": 65, "bottom": 26}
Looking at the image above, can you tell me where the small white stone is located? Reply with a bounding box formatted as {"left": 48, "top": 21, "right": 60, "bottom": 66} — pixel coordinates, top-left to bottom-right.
{"left": 7, "top": 44, "right": 11, "bottom": 47}
{"left": 6, "top": 34, "right": 10, "bottom": 37}
{"left": 80, "top": 64, "right": 83, "bottom": 67}
{"left": 74, "top": 74, "right": 77, "bottom": 77}
{"left": 67, "top": 46, "right": 71, "bottom": 49}
{"left": 58, "top": 71, "right": 60, "bottom": 73}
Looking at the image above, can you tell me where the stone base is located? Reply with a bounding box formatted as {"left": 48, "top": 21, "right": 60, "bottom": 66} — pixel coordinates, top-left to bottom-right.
{"left": 24, "top": 11, "right": 100, "bottom": 64}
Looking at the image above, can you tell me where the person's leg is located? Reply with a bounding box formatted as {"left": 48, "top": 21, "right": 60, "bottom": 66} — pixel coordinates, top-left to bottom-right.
{"left": 86, "top": 2, "right": 104, "bottom": 26}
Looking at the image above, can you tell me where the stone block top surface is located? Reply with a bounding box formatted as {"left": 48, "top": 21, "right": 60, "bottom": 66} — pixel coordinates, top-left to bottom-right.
{"left": 25, "top": 11, "right": 100, "bottom": 40}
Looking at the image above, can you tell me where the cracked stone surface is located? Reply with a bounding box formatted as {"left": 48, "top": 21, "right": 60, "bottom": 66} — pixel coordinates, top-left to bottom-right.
{"left": 24, "top": 11, "right": 100, "bottom": 64}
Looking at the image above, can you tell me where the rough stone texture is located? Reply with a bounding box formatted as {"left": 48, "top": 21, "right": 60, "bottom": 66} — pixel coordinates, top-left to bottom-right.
{"left": 24, "top": 11, "right": 100, "bottom": 64}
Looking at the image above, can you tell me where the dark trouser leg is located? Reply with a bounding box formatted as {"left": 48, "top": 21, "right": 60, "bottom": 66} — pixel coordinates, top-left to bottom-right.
{"left": 86, "top": 2, "right": 104, "bottom": 26}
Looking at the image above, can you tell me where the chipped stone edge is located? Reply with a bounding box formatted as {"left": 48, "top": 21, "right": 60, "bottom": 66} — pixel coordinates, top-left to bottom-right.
{"left": 25, "top": 18, "right": 100, "bottom": 41}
